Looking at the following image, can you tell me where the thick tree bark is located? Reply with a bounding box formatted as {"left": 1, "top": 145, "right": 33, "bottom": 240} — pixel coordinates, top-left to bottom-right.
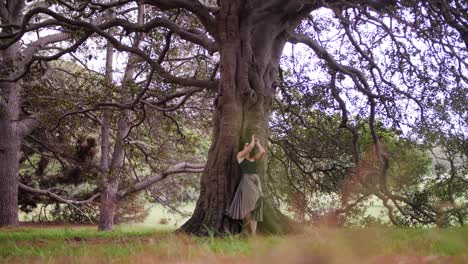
{"left": 0, "top": 71, "right": 38, "bottom": 228}
{"left": 0, "top": 37, "right": 22, "bottom": 226}
{"left": 0, "top": 116, "right": 21, "bottom": 227}
{"left": 180, "top": 1, "right": 311, "bottom": 235}
{"left": 0, "top": 0, "right": 43, "bottom": 227}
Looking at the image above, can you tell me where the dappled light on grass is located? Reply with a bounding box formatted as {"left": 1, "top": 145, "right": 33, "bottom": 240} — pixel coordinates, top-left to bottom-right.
{"left": 1, "top": 226, "right": 467, "bottom": 263}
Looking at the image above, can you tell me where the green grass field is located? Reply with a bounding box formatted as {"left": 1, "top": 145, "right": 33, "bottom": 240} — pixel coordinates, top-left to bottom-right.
{"left": 1, "top": 225, "right": 467, "bottom": 263}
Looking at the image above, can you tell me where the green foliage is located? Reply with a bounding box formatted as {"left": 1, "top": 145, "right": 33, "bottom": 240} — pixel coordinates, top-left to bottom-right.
{"left": 268, "top": 98, "right": 455, "bottom": 226}
{"left": 18, "top": 52, "right": 212, "bottom": 222}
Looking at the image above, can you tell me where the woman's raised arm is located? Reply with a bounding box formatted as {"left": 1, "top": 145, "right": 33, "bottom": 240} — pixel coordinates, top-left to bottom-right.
{"left": 254, "top": 137, "right": 266, "bottom": 160}
{"left": 237, "top": 135, "right": 255, "bottom": 162}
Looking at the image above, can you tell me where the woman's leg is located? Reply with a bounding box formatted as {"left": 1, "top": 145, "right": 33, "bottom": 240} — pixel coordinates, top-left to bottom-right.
{"left": 250, "top": 220, "right": 257, "bottom": 235}
{"left": 243, "top": 212, "right": 257, "bottom": 235}
{"left": 243, "top": 213, "right": 252, "bottom": 234}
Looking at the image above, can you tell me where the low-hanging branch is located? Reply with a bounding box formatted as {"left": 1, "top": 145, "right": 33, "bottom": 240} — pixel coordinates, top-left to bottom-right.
{"left": 18, "top": 183, "right": 101, "bottom": 205}
{"left": 19, "top": 161, "right": 205, "bottom": 205}
{"left": 118, "top": 162, "right": 205, "bottom": 198}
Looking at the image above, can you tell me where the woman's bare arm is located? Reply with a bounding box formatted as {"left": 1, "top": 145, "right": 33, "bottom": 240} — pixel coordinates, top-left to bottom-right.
{"left": 237, "top": 135, "right": 255, "bottom": 162}
{"left": 254, "top": 137, "right": 266, "bottom": 160}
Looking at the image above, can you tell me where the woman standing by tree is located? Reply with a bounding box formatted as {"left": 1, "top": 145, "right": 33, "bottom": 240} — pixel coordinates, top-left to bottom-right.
{"left": 227, "top": 134, "right": 266, "bottom": 235}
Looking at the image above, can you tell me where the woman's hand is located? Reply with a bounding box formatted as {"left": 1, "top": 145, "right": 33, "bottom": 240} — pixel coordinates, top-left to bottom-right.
{"left": 253, "top": 134, "right": 261, "bottom": 145}
{"left": 250, "top": 134, "right": 257, "bottom": 149}
{"left": 237, "top": 134, "right": 256, "bottom": 163}
{"left": 254, "top": 134, "right": 262, "bottom": 144}
{"left": 253, "top": 135, "right": 266, "bottom": 160}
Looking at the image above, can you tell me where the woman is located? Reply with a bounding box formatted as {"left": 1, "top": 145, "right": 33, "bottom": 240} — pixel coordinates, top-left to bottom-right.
{"left": 227, "top": 134, "right": 266, "bottom": 235}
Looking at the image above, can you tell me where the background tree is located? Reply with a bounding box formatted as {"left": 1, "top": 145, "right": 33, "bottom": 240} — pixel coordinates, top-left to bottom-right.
{"left": 12, "top": 3, "right": 210, "bottom": 230}
{"left": 0, "top": 0, "right": 74, "bottom": 226}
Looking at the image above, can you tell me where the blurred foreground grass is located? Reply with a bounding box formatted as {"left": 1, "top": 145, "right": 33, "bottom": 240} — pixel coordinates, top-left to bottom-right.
{"left": 1, "top": 225, "right": 467, "bottom": 263}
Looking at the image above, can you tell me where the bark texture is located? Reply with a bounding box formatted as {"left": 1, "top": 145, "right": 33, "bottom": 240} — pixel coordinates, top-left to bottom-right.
{"left": 0, "top": 0, "right": 43, "bottom": 227}
{"left": 97, "top": 117, "right": 130, "bottom": 230}
{"left": 0, "top": 38, "right": 22, "bottom": 226}
{"left": 98, "top": 180, "right": 119, "bottom": 230}
{"left": 180, "top": 1, "right": 312, "bottom": 235}
{"left": 0, "top": 115, "right": 21, "bottom": 227}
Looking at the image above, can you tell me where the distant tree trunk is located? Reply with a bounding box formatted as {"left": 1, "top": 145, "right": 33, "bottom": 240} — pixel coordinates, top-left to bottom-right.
{"left": 96, "top": 4, "right": 146, "bottom": 231}
{"left": 97, "top": 118, "right": 129, "bottom": 231}
{"left": 97, "top": 106, "right": 118, "bottom": 231}
{"left": 96, "top": 5, "right": 141, "bottom": 231}
{"left": 180, "top": 1, "right": 311, "bottom": 235}
{"left": 98, "top": 180, "right": 119, "bottom": 230}
{"left": 97, "top": 7, "right": 118, "bottom": 230}
{"left": 97, "top": 113, "right": 130, "bottom": 231}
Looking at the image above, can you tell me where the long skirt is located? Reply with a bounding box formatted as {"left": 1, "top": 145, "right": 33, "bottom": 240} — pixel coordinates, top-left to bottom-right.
{"left": 227, "top": 173, "right": 264, "bottom": 222}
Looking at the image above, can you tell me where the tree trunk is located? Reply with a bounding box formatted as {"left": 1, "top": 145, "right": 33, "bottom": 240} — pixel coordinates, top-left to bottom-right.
{"left": 0, "top": 117, "right": 21, "bottom": 227}
{"left": 0, "top": 38, "right": 22, "bottom": 227}
{"left": 96, "top": 4, "right": 144, "bottom": 231}
{"left": 96, "top": 12, "right": 138, "bottom": 229}
{"left": 97, "top": 117, "right": 130, "bottom": 231}
{"left": 98, "top": 180, "right": 119, "bottom": 230}
{"left": 180, "top": 1, "right": 310, "bottom": 235}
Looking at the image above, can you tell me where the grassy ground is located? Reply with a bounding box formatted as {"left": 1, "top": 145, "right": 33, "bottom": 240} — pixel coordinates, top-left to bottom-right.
{"left": 1, "top": 225, "right": 467, "bottom": 263}
{"left": 139, "top": 203, "right": 194, "bottom": 228}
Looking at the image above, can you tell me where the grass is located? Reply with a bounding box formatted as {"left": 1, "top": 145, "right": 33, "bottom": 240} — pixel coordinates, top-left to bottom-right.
{"left": 0, "top": 225, "right": 166, "bottom": 242}
{"left": 19, "top": 202, "right": 195, "bottom": 230}
{"left": 1, "top": 225, "right": 467, "bottom": 263}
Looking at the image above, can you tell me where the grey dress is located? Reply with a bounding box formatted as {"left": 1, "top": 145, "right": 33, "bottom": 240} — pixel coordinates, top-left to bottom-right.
{"left": 227, "top": 159, "right": 264, "bottom": 222}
